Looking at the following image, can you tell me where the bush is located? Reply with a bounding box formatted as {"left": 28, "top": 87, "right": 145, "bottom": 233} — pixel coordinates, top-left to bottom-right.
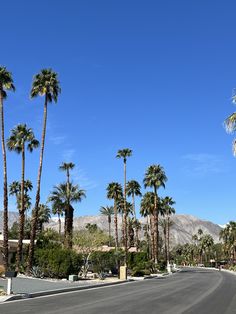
{"left": 131, "top": 266, "right": 151, "bottom": 277}
{"left": 127, "top": 252, "right": 149, "bottom": 269}
{"left": 90, "top": 251, "right": 117, "bottom": 274}
{"left": 34, "top": 247, "right": 82, "bottom": 279}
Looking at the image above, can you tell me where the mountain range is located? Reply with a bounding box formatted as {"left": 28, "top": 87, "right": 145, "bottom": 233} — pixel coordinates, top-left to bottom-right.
{"left": 0, "top": 211, "right": 222, "bottom": 246}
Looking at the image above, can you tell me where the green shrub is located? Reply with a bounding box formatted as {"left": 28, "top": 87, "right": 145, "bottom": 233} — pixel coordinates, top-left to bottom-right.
{"left": 34, "top": 247, "right": 82, "bottom": 278}
{"left": 90, "top": 251, "right": 117, "bottom": 274}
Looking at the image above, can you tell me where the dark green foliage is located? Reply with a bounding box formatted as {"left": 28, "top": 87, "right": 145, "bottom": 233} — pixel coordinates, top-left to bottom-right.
{"left": 127, "top": 252, "right": 149, "bottom": 268}
{"left": 90, "top": 251, "right": 117, "bottom": 274}
{"left": 34, "top": 246, "right": 82, "bottom": 278}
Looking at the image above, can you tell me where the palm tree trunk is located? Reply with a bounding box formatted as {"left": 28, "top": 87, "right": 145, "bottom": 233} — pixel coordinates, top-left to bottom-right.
{"left": 114, "top": 201, "right": 118, "bottom": 249}
{"left": 58, "top": 213, "right": 61, "bottom": 237}
{"left": 64, "top": 169, "right": 70, "bottom": 245}
{"left": 65, "top": 205, "right": 73, "bottom": 249}
{"left": 153, "top": 187, "right": 159, "bottom": 264}
{"left": 146, "top": 215, "right": 151, "bottom": 259}
{"left": 167, "top": 216, "right": 170, "bottom": 263}
{"left": 123, "top": 160, "right": 128, "bottom": 265}
{"left": 132, "top": 194, "right": 139, "bottom": 250}
{"left": 108, "top": 216, "right": 111, "bottom": 247}
{"left": 27, "top": 95, "right": 48, "bottom": 273}
{"left": 163, "top": 221, "right": 167, "bottom": 263}
{"left": 150, "top": 214, "right": 155, "bottom": 261}
{"left": 16, "top": 145, "right": 25, "bottom": 271}
{"left": 0, "top": 91, "right": 8, "bottom": 270}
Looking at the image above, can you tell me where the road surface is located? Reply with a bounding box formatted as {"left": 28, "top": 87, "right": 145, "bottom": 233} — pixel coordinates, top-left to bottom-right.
{"left": 1, "top": 268, "right": 236, "bottom": 314}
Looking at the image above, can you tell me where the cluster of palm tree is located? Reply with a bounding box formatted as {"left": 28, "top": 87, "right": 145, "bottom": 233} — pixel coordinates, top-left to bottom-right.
{"left": 0, "top": 66, "right": 61, "bottom": 271}
{"left": 173, "top": 229, "right": 214, "bottom": 265}
{"left": 219, "top": 222, "right": 236, "bottom": 264}
{"left": 101, "top": 149, "right": 176, "bottom": 266}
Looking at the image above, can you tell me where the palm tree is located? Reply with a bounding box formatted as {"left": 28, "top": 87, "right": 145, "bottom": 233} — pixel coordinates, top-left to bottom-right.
{"left": 59, "top": 162, "right": 75, "bottom": 242}
{"left": 106, "top": 182, "right": 123, "bottom": 249}
{"left": 161, "top": 196, "right": 175, "bottom": 263}
{"left": 140, "top": 192, "right": 155, "bottom": 259}
{"left": 9, "top": 180, "right": 33, "bottom": 219}
{"left": 51, "top": 199, "right": 64, "bottom": 237}
{"left": 143, "top": 164, "right": 167, "bottom": 264}
{"left": 48, "top": 182, "right": 86, "bottom": 248}
{"left": 33, "top": 204, "right": 51, "bottom": 234}
{"left": 126, "top": 180, "right": 142, "bottom": 249}
{"left": 7, "top": 124, "right": 39, "bottom": 270}
{"left": 224, "top": 91, "right": 236, "bottom": 155}
{"left": 28, "top": 69, "right": 61, "bottom": 272}
{"left": 59, "top": 162, "right": 75, "bottom": 183}
{"left": 0, "top": 66, "right": 15, "bottom": 269}
{"left": 116, "top": 148, "right": 132, "bottom": 264}
{"left": 100, "top": 206, "right": 114, "bottom": 247}
{"left": 220, "top": 222, "right": 236, "bottom": 263}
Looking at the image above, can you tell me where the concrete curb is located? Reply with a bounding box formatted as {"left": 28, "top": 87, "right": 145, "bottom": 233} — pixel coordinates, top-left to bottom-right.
{"left": 1, "top": 279, "right": 134, "bottom": 303}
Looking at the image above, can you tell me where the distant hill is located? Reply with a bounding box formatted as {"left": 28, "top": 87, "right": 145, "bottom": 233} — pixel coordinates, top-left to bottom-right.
{"left": 0, "top": 212, "right": 222, "bottom": 246}
{"left": 45, "top": 213, "right": 222, "bottom": 247}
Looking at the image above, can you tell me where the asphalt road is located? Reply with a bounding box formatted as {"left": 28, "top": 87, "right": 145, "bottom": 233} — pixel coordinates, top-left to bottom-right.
{"left": 1, "top": 268, "right": 236, "bottom": 314}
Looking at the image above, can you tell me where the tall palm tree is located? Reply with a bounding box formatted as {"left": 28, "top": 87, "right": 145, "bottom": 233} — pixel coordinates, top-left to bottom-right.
{"left": 116, "top": 148, "right": 132, "bottom": 264}
{"left": 0, "top": 66, "right": 15, "bottom": 269}
{"left": 143, "top": 164, "right": 167, "bottom": 264}
{"left": 100, "top": 206, "right": 114, "bottom": 247}
{"left": 28, "top": 69, "right": 61, "bottom": 272}
{"left": 161, "top": 196, "right": 175, "bottom": 263}
{"left": 140, "top": 192, "right": 155, "bottom": 259}
{"left": 48, "top": 182, "right": 85, "bottom": 248}
{"left": 126, "top": 180, "right": 142, "bottom": 249}
{"left": 7, "top": 124, "right": 39, "bottom": 270}
{"left": 59, "top": 162, "right": 75, "bottom": 183}
{"left": 106, "top": 182, "right": 123, "bottom": 249}
{"left": 59, "top": 162, "right": 75, "bottom": 242}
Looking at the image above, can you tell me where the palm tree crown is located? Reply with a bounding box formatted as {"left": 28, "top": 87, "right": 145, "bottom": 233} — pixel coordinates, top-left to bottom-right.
{"left": 126, "top": 180, "right": 142, "bottom": 198}
{"left": 30, "top": 69, "right": 61, "bottom": 102}
{"left": 116, "top": 148, "right": 132, "bottom": 163}
{"left": 7, "top": 124, "right": 39, "bottom": 153}
{"left": 0, "top": 66, "right": 15, "bottom": 97}
{"left": 106, "top": 182, "right": 123, "bottom": 200}
{"left": 143, "top": 164, "right": 167, "bottom": 191}
{"left": 49, "top": 182, "right": 86, "bottom": 205}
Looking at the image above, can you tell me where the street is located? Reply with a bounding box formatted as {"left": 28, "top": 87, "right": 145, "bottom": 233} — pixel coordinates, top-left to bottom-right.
{"left": 1, "top": 268, "right": 236, "bottom": 314}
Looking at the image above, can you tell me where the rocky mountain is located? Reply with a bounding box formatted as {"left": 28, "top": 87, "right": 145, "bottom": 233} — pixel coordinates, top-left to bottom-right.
{"left": 0, "top": 212, "right": 222, "bottom": 246}
{"left": 46, "top": 213, "right": 222, "bottom": 247}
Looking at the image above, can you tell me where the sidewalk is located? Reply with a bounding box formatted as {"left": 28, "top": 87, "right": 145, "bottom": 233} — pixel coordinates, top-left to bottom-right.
{"left": 0, "top": 276, "right": 129, "bottom": 302}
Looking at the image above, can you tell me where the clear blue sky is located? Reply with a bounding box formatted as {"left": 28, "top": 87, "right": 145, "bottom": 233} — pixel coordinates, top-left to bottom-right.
{"left": 1, "top": 0, "right": 236, "bottom": 224}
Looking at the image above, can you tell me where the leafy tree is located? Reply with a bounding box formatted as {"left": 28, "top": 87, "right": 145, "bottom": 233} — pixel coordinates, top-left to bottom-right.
{"left": 116, "top": 148, "right": 132, "bottom": 264}
{"left": 106, "top": 182, "right": 123, "bottom": 249}
{"left": 0, "top": 66, "right": 15, "bottom": 269}
{"left": 73, "top": 228, "right": 109, "bottom": 277}
{"left": 100, "top": 206, "right": 114, "bottom": 246}
{"left": 143, "top": 165, "right": 167, "bottom": 264}
{"left": 7, "top": 124, "right": 39, "bottom": 270}
{"left": 28, "top": 69, "right": 61, "bottom": 272}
